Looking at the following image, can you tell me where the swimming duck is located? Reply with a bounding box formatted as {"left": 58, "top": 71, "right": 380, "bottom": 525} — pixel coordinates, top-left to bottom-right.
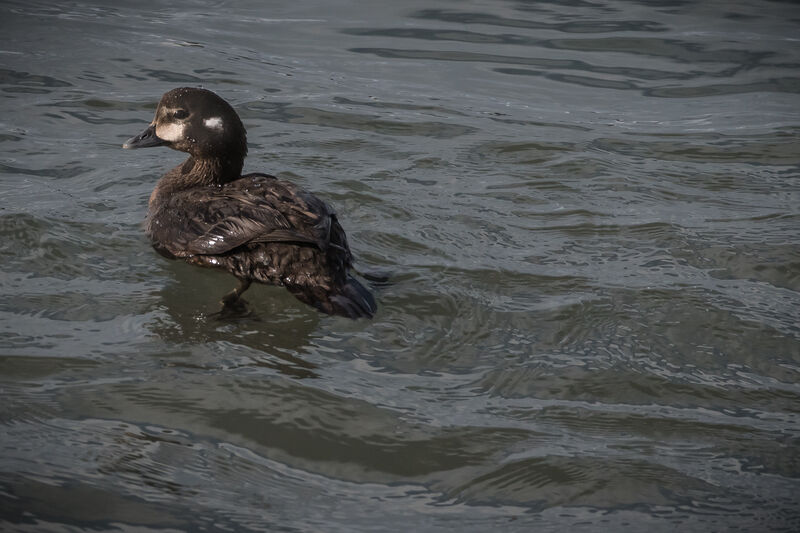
{"left": 123, "top": 87, "right": 376, "bottom": 318}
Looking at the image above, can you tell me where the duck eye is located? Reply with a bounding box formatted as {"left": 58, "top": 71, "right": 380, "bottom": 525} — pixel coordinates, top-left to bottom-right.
{"left": 173, "top": 109, "right": 189, "bottom": 119}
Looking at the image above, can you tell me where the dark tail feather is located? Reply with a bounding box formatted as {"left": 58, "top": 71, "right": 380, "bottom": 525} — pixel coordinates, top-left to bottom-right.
{"left": 288, "top": 275, "right": 377, "bottom": 319}
{"left": 331, "top": 275, "right": 377, "bottom": 318}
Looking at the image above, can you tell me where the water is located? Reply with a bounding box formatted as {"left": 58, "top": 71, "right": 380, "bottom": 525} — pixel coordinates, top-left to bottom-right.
{"left": 1, "top": 0, "right": 799, "bottom": 530}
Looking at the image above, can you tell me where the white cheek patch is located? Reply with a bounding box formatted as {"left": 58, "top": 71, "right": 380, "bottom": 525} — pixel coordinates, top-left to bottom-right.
{"left": 155, "top": 121, "right": 185, "bottom": 142}
{"left": 203, "top": 117, "right": 224, "bottom": 131}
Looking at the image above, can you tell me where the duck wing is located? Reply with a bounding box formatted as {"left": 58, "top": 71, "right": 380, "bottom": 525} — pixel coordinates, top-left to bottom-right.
{"left": 147, "top": 174, "right": 337, "bottom": 257}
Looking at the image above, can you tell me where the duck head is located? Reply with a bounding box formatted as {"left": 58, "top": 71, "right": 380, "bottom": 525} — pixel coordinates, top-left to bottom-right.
{"left": 123, "top": 87, "right": 247, "bottom": 162}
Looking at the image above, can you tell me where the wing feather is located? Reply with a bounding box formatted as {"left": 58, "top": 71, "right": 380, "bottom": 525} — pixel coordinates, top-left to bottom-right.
{"left": 146, "top": 175, "right": 334, "bottom": 257}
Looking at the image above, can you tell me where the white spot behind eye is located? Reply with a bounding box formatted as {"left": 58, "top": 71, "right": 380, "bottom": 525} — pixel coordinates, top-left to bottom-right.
{"left": 204, "top": 117, "right": 224, "bottom": 130}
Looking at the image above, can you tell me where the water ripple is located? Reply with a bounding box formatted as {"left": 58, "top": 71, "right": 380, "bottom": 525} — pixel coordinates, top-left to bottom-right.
{"left": 2, "top": 0, "right": 799, "bottom": 530}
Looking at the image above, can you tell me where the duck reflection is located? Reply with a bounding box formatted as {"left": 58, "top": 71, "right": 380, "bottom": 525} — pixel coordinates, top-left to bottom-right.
{"left": 148, "top": 261, "right": 320, "bottom": 379}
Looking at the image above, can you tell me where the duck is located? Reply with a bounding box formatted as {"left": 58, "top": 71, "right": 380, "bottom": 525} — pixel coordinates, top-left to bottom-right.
{"left": 123, "top": 87, "right": 376, "bottom": 319}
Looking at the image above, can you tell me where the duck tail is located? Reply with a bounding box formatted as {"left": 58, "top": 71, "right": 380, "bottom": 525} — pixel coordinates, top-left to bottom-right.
{"left": 288, "top": 275, "right": 377, "bottom": 319}
{"left": 330, "top": 275, "right": 377, "bottom": 318}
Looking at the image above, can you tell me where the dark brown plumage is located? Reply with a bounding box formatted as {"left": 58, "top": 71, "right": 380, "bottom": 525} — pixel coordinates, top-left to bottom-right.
{"left": 124, "top": 87, "right": 376, "bottom": 318}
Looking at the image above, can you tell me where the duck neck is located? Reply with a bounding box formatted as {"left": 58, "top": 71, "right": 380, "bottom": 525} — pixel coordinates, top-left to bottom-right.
{"left": 178, "top": 155, "right": 244, "bottom": 187}
{"left": 149, "top": 155, "right": 244, "bottom": 209}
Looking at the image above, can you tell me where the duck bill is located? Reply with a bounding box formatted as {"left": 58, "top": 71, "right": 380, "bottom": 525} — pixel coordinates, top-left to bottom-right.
{"left": 123, "top": 124, "right": 167, "bottom": 149}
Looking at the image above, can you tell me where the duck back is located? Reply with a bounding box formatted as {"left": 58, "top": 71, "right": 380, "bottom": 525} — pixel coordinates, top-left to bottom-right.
{"left": 147, "top": 173, "right": 375, "bottom": 318}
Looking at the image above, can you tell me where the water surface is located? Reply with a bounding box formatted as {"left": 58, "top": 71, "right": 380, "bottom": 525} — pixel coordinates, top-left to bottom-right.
{"left": 1, "top": 0, "right": 799, "bottom": 531}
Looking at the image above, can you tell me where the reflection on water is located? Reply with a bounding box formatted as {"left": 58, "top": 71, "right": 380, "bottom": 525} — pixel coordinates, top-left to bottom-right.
{"left": 1, "top": 0, "right": 799, "bottom": 530}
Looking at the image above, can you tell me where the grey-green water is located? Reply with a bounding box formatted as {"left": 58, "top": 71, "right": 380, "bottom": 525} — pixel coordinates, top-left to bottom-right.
{"left": 1, "top": 0, "right": 799, "bottom": 531}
